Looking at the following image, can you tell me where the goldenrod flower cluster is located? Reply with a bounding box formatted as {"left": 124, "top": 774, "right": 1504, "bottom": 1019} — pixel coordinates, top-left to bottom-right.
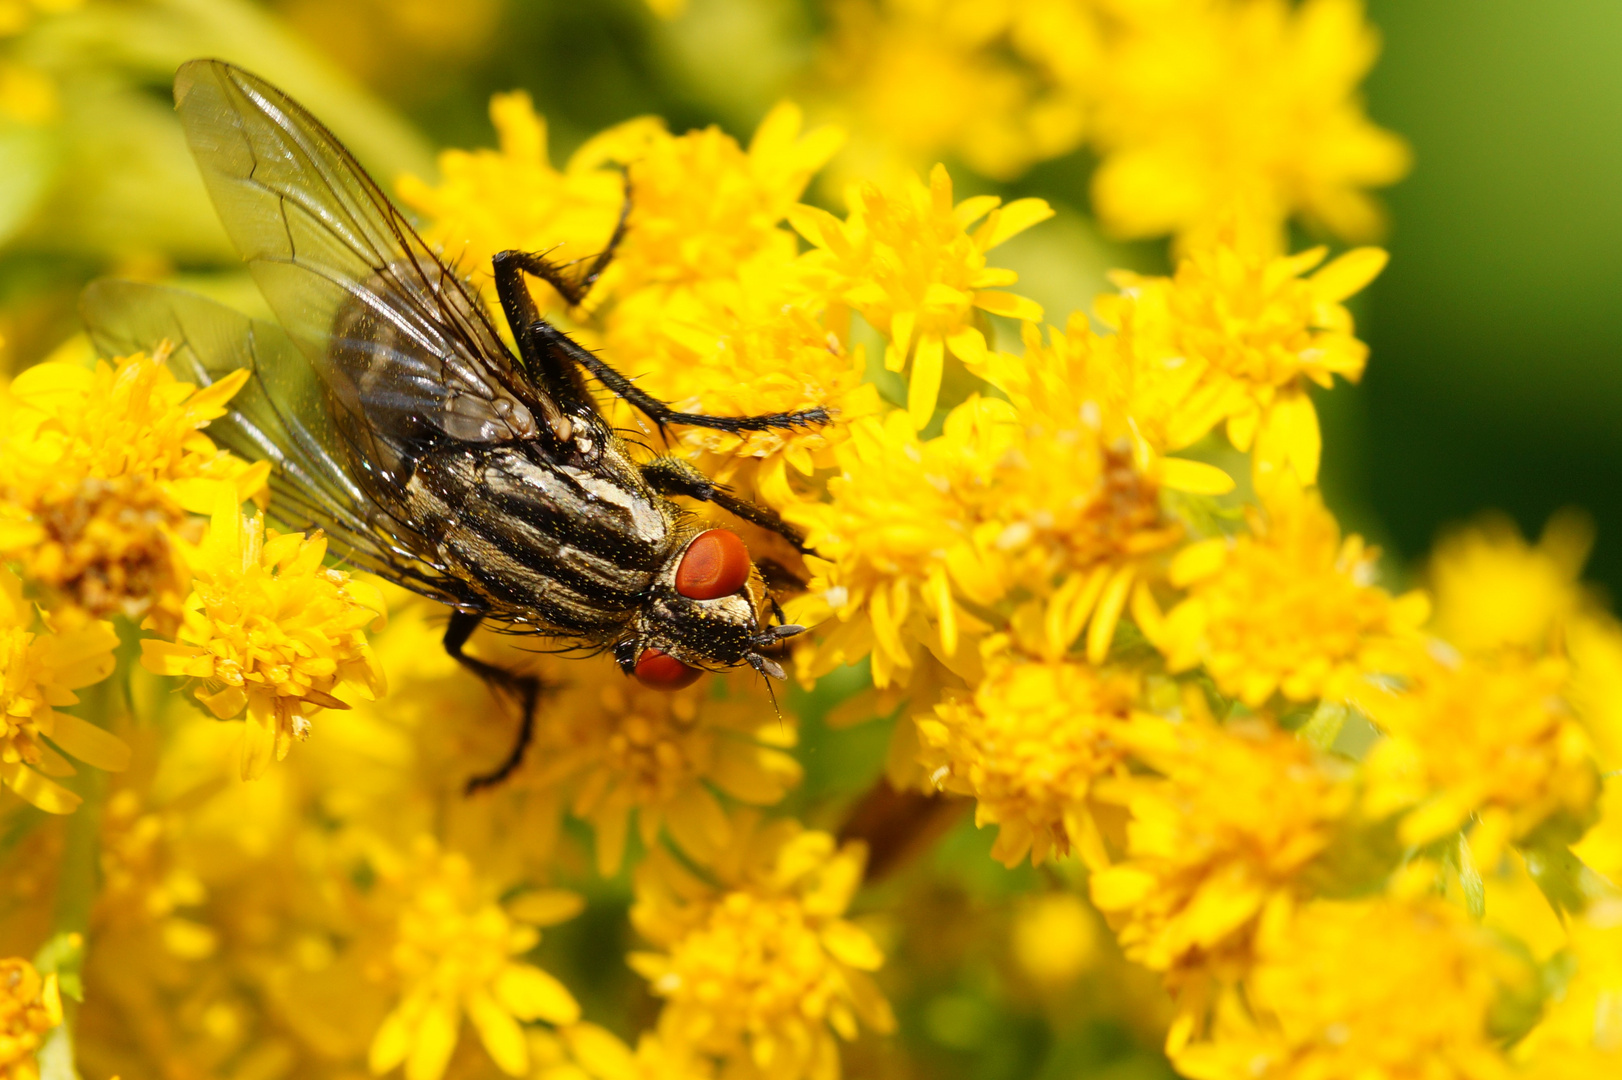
{"left": 0, "top": 4, "right": 1618, "bottom": 1080}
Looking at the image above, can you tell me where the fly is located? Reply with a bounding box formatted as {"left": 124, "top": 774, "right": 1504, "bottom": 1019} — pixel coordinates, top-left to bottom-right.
{"left": 80, "top": 59, "right": 825, "bottom": 791}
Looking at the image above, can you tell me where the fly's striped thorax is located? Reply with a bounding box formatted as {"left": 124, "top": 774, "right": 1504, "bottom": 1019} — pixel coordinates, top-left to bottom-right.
{"left": 403, "top": 440, "right": 684, "bottom": 637}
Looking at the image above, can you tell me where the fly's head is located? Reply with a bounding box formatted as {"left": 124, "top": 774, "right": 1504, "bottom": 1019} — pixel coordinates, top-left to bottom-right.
{"left": 614, "top": 528, "right": 803, "bottom": 691}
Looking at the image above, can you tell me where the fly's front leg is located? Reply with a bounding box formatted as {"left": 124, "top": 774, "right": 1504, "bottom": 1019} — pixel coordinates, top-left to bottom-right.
{"left": 495, "top": 174, "right": 629, "bottom": 310}
{"left": 640, "top": 457, "right": 811, "bottom": 554}
{"left": 526, "top": 318, "right": 831, "bottom": 436}
{"left": 444, "top": 611, "right": 541, "bottom": 793}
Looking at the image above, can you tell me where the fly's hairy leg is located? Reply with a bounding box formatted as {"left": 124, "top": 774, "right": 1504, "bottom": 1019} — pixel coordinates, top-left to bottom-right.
{"left": 444, "top": 610, "right": 541, "bottom": 793}
{"left": 492, "top": 250, "right": 830, "bottom": 437}
{"left": 523, "top": 316, "right": 831, "bottom": 436}
{"left": 640, "top": 457, "right": 811, "bottom": 553}
{"left": 545, "top": 170, "right": 631, "bottom": 305}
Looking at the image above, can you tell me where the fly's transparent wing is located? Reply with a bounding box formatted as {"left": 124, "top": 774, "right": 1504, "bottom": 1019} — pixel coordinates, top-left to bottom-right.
{"left": 172, "top": 58, "right": 544, "bottom": 494}
{"left": 80, "top": 279, "right": 470, "bottom": 606}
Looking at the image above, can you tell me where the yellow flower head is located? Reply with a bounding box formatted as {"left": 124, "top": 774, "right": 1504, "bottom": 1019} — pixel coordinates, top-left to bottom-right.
{"left": 521, "top": 657, "right": 802, "bottom": 875}
{"left": 792, "top": 163, "right": 1052, "bottom": 426}
{"left": 1427, "top": 510, "right": 1595, "bottom": 656}
{"left": 1361, "top": 651, "right": 1598, "bottom": 864}
{"left": 1090, "top": 716, "right": 1351, "bottom": 979}
{"left": 1516, "top": 899, "right": 1622, "bottom": 1071}
{"left": 140, "top": 489, "right": 387, "bottom": 781}
{"left": 92, "top": 788, "right": 212, "bottom": 957}
{"left": 1158, "top": 485, "right": 1429, "bottom": 707}
{"left": 1173, "top": 897, "right": 1526, "bottom": 1080}
{"left": 0, "top": 957, "right": 62, "bottom": 1080}
{"left": 610, "top": 101, "right": 844, "bottom": 298}
{"left": 785, "top": 400, "right": 1017, "bottom": 686}
{"left": 629, "top": 812, "right": 894, "bottom": 1080}
{"left": 0, "top": 350, "right": 266, "bottom": 628}
{"left": 811, "top": 0, "right": 1091, "bottom": 183}
{"left": 1098, "top": 236, "right": 1387, "bottom": 487}
{"left": 0, "top": 566, "right": 124, "bottom": 814}
{"left": 919, "top": 655, "right": 1137, "bottom": 867}
{"left": 1091, "top": 0, "right": 1411, "bottom": 245}
{"left": 366, "top": 836, "right": 582, "bottom": 1080}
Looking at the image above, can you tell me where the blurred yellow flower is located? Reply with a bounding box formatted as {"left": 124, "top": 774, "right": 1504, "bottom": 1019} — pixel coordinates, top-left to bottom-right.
{"left": 1097, "top": 235, "right": 1387, "bottom": 488}
{"left": 811, "top": 0, "right": 1092, "bottom": 183}
{"left": 1090, "top": 717, "right": 1350, "bottom": 981}
{"left": 792, "top": 163, "right": 1051, "bottom": 426}
{"left": 1010, "top": 893, "right": 1099, "bottom": 988}
{"left": 1173, "top": 898, "right": 1523, "bottom": 1080}
{"left": 1091, "top": 0, "right": 1411, "bottom": 246}
{"left": 0, "top": 565, "right": 123, "bottom": 814}
{"left": 398, "top": 91, "right": 627, "bottom": 313}
{"left": 366, "top": 837, "right": 582, "bottom": 1080}
{"left": 1516, "top": 899, "right": 1622, "bottom": 1074}
{"left": 140, "top": 489, "right": 387, "bottom": 781}
{"left": 0, "top": 956, "right": 62, "bottom": 1080}
{"left": 1426, "top": 510, "right": 1595, "bottom": 656}
{"left": 1361, "top": 651, "right": 1598, "bottom": 864}
{"left": 919, "top": 655, "right": 1136, "bottom": 867}
{"left": 630, "top": 812, "right": 893, "bottom": 1080}
{"left": 0, "top": 349, "right": 266, "bottom": 628}
{"left": 1158, "top": 486, "right": 1428, "bottom": 707}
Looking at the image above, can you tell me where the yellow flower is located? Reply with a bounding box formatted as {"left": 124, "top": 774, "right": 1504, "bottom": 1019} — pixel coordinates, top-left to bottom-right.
{"left": 1090, "top": 716, "right": 1351, "bottom": 982}
{"left": 1173, "top": 898, "right": 1522, "bottom": 1080}
{"left": 93, "top": 787, "right": 214, "bottom": 957}
{"left": 397, "top": 91, "right": 629, "bottom": 315}
{"left": 1157, "top": 485, "right": 1429, "bottom": 707}
{"left": 140, "top": 488, "right": 387, "bottom": 781}
{"left": 784, "top": 400, "right": 1016, "bottom": 686}
{"left": 1096, "top": 234, "right": 1387, "bottom": 487}
{"left": 918, "top": 655, "right": 1137, "bottom": 867}
{"left": 0, "top": 349, "right": 267, "bottom": 629}
{"left": 1091, "top": 0, "right": 1411, "bottom": 246}
{"left": 1010, "top": 893, "right": 1100, "bottom": 989}
{"left": 629, "top": 812, "right": 894, "bottom": 1079}
{"left": 609, "top": 101, "right": 843, "bottom": 300}
{"left": 791, "top": 163, "right": 1052, "bottom": 426}
{"left": 0, "top": 566, "right": 124, "bottom": 814}
{"left": 1516, "top": 899, "right": 1622, "bottom": 1074}
{"left": 366, "top": 837, "right": 582, "bottom": 1080}
{"left": 524, "top": 656, "right": 804, "bottom": 874}
{"left": 0, "top": 957, "right": 62, "bottom": 1080}
{"left": 1426, "top": 510, "right": 1595, "bottom": 656}
{"left": 1360, "top": 651, "right": 1598, "bottom": 864}
{"left": 810, "top": 0, "right": 1091, "bottom": 183}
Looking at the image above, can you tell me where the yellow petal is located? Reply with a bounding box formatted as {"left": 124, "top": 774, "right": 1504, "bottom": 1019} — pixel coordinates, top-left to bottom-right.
{"left": 45, "top": 712, "right": 131, "bottom": 772}
{"left": 973, "top": 291, "right": 1043, "bottom": 321}
{"left": 505, "top": 890, "right": 585, "bottom": 927}
{"left": 562, "top": 1024, "right": 636, "bottom": 1080}
{"left": 976, "top": 197, "right": 1054, "bottom": 250}
{"left": 369, "top": 1003, "right": 414, "bottom": 1075}
{"left": 0, "top": 760, "right": 82, "bottom": 814}
{"left": 1309, "top": 246, "right": 1389, "bottom": 303}
{"left": 1156, "top": 457, "right": 1234, "bottom": 495}
{"left": 821, "top": 920, "right": 884, "bottom": 971}
{"left": 1169, "top": 539, "right": 1229, "bottom": 587}
{"left": 907, "top": 333, "right": 945, "bottom": 429}
{"left": 405, "top": 999, "right": 460, "bottom": 1080}
{"left": 494, "top": 963, "right": 579, "bottom": 1025}
{"left": 1086, "top": 565, "right": 1135, "bottom": 664}
{"left": 467, "top": 992, "right": 528, "bottom": 1077}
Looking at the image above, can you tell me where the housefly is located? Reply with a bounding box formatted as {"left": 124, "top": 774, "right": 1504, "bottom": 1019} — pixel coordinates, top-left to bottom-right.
{"left": 81, "top": 59, "right": 825, "bottom": 789}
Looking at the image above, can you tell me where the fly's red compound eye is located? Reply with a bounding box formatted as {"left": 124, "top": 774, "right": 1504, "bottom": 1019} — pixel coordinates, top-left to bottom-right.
{"left": 633, "top": 647, "right": 702, "bottom": 691}
{"left": 675, "top": 529, "right": 751, "bottom": 600}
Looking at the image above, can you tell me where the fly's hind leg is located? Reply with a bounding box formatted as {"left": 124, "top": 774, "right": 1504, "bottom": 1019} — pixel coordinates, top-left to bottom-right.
{"left": 444, "top": 611, "right": 541, "bottom": 793}
{"left": 640, "top": 457, "right": 811, "bottom": 554}
{"left": 523, "top": 316, "right": 831, "bottom": 436}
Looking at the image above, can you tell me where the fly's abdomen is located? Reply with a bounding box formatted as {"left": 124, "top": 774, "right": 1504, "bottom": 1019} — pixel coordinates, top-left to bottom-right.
{"left": 405, "top": 444, "right": 676, "bottom": 637}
